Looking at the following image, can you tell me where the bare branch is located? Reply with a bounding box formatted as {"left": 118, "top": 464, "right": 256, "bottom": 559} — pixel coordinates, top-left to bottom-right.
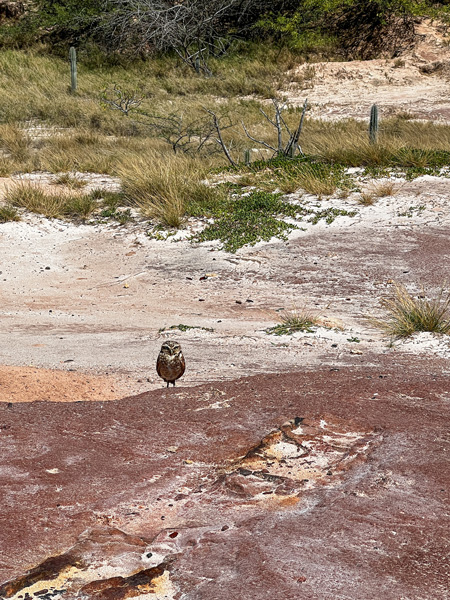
{"left": 204, "top": 108, "right": 236, "bottom": 166}
{"left": 242, "top": 121, "right": 277, "bottom": 153}
{"left": 100, "top": 85, "right": 143, "bottom": 115}
{"left": 285, "top": 98, "right": 308, "bottom": 157}
{"left": 97, "top": 0, "right": 250, "bottom": 74}
{"left": 259, "top": 108, "right": 277, "bottom": 128}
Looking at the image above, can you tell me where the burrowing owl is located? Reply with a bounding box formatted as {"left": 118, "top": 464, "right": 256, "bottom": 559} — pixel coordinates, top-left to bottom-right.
{"left": 156, "top": 340, "right": 185, "bottom": 387}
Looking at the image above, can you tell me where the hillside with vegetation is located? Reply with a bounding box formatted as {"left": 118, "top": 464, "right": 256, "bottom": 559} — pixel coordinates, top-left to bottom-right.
{"left": 0, "top": 1, "right": 449, "bottom": 242}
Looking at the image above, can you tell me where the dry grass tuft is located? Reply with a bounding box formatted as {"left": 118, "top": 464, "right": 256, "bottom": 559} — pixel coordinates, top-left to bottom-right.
{"left": 371, "top": 282, "right": 450, "bottom": 339}
{"left": 357, "top": 191, "right": 377, "bottom": 205}
{"left": 54, "top": 173, "right": 88, "bottom": 189}
{"left": 0, "top": 123, "right": 32, "bottom": 162}
{"left": 295, "top": 164, "right": 338, "bottom": 197}
{"left": 0, "top": 156, "right": 17, "bottom": 177}
{"left": 6, "top": 182, "right": 97, "bottom": 220}
{"left": 118, "top": 153, "right": 211, "bottom": 228}
{"left": 63, "top": 194, "right": 97, "bottom": 219}
{"left": 266, "top": 307, "right": 321, "bottom": 335}
{"left": 7, "top": 182, "right": 66, "bottom": 218}
{"left": 0, "top": 204, "right": 20, "bottom": 222}
{"left": 372, "top": 180, "right": 398, "bottom": 197}
{"left": 358, "top": 180, "right": 398, "bottom": 205}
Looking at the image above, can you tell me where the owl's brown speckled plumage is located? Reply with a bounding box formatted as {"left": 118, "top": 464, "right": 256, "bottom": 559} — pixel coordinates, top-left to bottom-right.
{"left": 156, "top": 340, "right": 185, "bottom": 387}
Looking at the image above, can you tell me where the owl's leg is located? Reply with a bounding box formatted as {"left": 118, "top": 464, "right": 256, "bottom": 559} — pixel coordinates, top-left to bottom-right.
{"left": 173, "top": 381, "right": 176, "bottom": 387}
{"left": 166, "top": 381, "right": 169, "bottom": 388}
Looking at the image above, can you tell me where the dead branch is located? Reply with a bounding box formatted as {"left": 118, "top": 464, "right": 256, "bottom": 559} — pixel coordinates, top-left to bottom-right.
{"left": 204, "top": 108, "right": 237, "bottom": 166}
{"left": 284, "top": 98, "right": 308, "bottom": 157}
{"left": 100, "top": 85, "right": 144, "bottom": 115}
{"left": 242, "top": 121, "right": 277, "bottom": 154}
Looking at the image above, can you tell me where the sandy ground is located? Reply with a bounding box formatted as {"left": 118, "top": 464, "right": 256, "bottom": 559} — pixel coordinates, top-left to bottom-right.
{"left": 1, "top": 20, "right": 450, "bottom": 402}
{"left": 1, "top": 171, "right": 450, "bottom": 402}
{"left": 288, "top": 20, "right": 450, "bottom": 120}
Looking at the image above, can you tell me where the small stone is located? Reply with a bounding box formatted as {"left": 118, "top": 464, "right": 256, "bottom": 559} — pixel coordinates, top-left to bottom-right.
{"left": 167, "top": 446, "right": 178, "bottom": 453}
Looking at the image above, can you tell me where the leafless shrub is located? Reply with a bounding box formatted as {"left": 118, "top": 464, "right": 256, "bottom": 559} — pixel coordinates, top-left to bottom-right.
{"left": 98, "top": 0, "right": 248, "bottom": 74}
{"left": 101, "top": 85, "right": 144, "bottom": 115}
{"left": 242, "top": 98, "right": 308, "bottom": 158}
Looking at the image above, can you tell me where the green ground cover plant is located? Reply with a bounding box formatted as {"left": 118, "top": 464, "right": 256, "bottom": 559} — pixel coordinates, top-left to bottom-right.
{"left": 159, "top": 324, "right": 215, "bottom": 333}
{"left": 189, "top": 189, "right": 356, "bottom": 252}
{"left": 265, "top": 307, "right": 321, "bottom": 335}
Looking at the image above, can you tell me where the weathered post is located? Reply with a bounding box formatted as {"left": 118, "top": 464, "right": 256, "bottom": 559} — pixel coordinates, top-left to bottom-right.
{"left": 69, "top": 46, "right": 77, "bottom": 94}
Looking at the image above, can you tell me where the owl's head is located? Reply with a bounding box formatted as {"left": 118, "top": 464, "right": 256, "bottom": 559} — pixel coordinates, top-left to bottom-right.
{"left": 160, "top": 340, "right": 183, "bottom": 356}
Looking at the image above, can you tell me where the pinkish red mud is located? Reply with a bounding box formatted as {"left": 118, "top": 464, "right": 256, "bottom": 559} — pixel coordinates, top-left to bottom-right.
{"left": 1, "top": 358, "right": 449, "bottom": 599}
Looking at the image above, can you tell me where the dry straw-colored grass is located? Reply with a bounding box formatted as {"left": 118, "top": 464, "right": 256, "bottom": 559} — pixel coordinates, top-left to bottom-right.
{"left": 6, "top": 182, "right": 96, "bottom": 219}
{"left": 358, "top": 180, "right": 398, "bottom": 205}
{"left": 304, "top": 117, "right": 450, "bottom": 165}
{"left": 0, "top": 123, "right": 32, "bottom": 162}
{"left": 372, "top": 180, "right": 398, "bottom": 197}
{"left": 284, "top": 164, "right": 340, "bottom": 197}
{"left": 0, "top": 204, "right": 20, "bottom": 222}
{"left": 118, "top": 153, "right": 214, "bottom": 227}
{"left": 7, "top": 182, "right": 66, "bottom": 218}
{"left": 54, "top": 173, "right": 88, "bottom": 189}
{"left": 371, "top": 282, "right": 450, "bottom": 339}
{"left": 357, "top": 191, "right": 377, "bottom": 205}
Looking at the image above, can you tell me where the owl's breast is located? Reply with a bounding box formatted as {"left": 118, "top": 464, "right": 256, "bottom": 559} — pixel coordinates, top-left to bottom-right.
{"left": 157, "top": 352, "right": 185, "bottom": 382}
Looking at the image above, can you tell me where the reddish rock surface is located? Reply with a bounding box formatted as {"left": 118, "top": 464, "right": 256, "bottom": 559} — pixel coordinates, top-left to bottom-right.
{"left": 1, "top": 357, "right": 449, "bottom": 599}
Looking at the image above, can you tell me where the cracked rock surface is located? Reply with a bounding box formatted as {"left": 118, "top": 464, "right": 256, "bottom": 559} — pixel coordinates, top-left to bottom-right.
{"left": 1, "top": 362, "right": 449, "bottom": 599}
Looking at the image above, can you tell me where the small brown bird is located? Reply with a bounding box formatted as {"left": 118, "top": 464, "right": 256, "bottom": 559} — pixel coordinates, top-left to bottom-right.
{"left": 156, "top": 340, "right": 185, "bottom": 387}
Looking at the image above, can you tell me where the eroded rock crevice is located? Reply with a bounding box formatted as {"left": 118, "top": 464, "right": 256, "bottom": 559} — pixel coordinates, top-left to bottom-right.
{"left": 1, "top": 414, "right": 382, "bottom": 599}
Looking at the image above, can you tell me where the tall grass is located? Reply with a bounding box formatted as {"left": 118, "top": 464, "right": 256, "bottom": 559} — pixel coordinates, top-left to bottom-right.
{"left": 6, "top": 182, "right": 97, "bottom": 220}
{"left": 118, "top": 153, "right": 218, "bottom": 227}
{"left": 371, "top": 283, "right": 450, "bottom": 339}
{"left": 0, "top": 47, "right": 300, "bottom": 132}
{"left": 0, "top": 123, "right": 32, "bottom": 161}
{"left": 305, "top": 118, "right": 450, "bottom": 166}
